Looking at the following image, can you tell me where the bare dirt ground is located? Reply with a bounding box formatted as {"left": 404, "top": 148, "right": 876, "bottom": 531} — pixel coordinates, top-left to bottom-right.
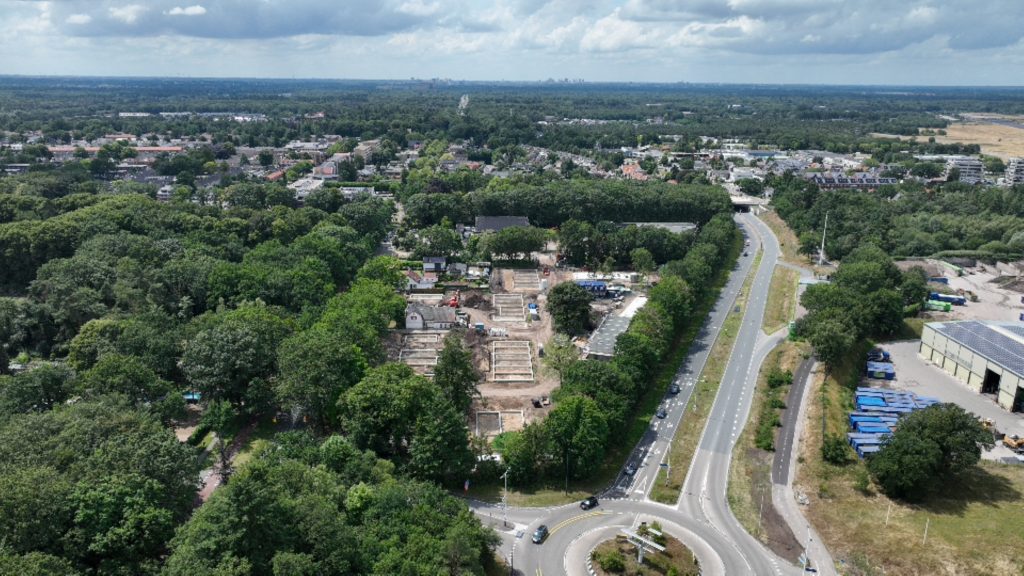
{"left": 943, "top": 267, "right": 1024, "bottom": 323}
{"left": 874, "top": 116, "right": 1024, "bottom": 160}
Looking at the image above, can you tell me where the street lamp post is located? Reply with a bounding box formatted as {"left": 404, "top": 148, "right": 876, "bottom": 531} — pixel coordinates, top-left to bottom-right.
{"left": 501, "top": 467, "right": 510, "bottom": 528}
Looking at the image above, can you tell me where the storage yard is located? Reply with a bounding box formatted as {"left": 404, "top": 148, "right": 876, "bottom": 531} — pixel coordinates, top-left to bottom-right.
{"left": 885, "top": 339, "right": 1024, "bottom": 461}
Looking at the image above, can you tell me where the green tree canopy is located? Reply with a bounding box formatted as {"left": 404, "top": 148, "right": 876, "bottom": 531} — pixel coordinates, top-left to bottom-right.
{"left": 547, "top": 282, "right": 593, "bottom": 336}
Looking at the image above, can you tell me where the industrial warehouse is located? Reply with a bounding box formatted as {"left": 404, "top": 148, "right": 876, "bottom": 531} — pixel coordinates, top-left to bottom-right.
{"left": 919, "top": 320, "right": 1024, "bottom": 413}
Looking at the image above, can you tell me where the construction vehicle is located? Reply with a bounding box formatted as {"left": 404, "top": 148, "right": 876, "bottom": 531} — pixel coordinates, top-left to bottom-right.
{"left": 447, "top": 290, "right": 461, "bottom": 308}
{"left": 1004, "top": 435, "right": 1024, "bottom": 453}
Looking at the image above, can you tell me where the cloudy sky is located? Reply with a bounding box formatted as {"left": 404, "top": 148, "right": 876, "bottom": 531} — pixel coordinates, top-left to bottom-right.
{"left": 2, "top": 0, "right": 1023, "bottom": 85}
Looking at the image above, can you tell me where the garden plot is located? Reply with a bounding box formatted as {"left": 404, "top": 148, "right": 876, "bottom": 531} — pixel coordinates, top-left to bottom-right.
{"left": 491, "top": 340, "right": 534, "bottom": 382}
{"left": 512, "top": 269, "right": 541, "bottom": 291}
{"left": 492, "top": 293, "right": 526, "bottom": 322}
{"left": 398, "top": 333, "right": 443, "bottom": 376}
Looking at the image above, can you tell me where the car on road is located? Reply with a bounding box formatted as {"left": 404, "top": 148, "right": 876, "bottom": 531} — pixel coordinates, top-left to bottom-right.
{"left": 656, "top": 407, "right": 668, "bottom": 419}
{"left": 531, "top": 525, "right": 549, "bottom": 544}
{"left": 624, "top": 463, "right": 637, "bottom": 476}
{"left": 668, "top": 382, "right": 680, "bottom": 394}
{"left": 580, "top": 496, "right": 599, "bottom": 510}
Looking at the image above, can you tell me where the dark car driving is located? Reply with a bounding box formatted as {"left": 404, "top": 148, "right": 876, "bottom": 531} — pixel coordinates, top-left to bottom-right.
{"left": 532, "top": 525, "right": 549, "bottom": 544}
{"left": 580, "top": 496, "right": 599, "bottom": 510}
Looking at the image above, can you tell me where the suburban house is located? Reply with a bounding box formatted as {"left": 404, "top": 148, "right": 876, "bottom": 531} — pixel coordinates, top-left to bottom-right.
{"left": 423, "top": 257, "right": 447, "bottom": 273}
{"left": 405, "top": 304, "right": 457, "bottom": 330}
{"left": 474, "top": 216, "right": 530, "bottom": 233}
{"left": 405, "top": 270, "right": 437, "bottom": 291}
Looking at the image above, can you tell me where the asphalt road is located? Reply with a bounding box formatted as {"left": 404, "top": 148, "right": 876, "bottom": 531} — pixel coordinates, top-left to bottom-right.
{"left": 772, "top": 357, "right": 815, "bottom": 485}
{"left": 480, "top": 213, "right": 810, "bottom": 576}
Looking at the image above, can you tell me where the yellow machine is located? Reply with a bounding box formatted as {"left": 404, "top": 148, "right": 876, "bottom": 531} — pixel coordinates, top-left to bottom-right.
{"left": 1004, "top": 435, "right": 1024, "bottom": 452}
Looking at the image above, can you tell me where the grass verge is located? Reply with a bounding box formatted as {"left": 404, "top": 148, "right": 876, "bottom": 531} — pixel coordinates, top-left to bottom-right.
{"left": 760, "top": 210, "right": 805, "bottom": 267}
{"left": 649, "top": 249, "right": 762, "bottom": 504}
{"left": 467, "top": 235, "right": 744, "bottom": 507}
{"left": 795, "top": 343, "right": 1024, "bottom": 576}
{"left": 762, "top": 265, "right": 800, "bottom": 334}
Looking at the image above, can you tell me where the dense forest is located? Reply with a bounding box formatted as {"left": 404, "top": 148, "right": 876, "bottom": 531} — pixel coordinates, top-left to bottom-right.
{"left": 771, "top": 173, "right": 1024, "bottom": 261}
{"left": 3, "top": 77, "right": 1024, "bottom": 155}
{"left": 0, "top": 145, "right": 739, "bottom": 573}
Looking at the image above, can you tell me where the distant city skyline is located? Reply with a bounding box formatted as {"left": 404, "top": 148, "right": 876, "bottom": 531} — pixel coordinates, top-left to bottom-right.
{"left": 2, "top": 0, "right": 1024, "bottom": 86}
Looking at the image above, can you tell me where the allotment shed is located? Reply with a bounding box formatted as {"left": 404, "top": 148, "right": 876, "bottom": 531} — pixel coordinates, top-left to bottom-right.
{"left": 920, "top": 321, "right": 1024, "bottom": 413}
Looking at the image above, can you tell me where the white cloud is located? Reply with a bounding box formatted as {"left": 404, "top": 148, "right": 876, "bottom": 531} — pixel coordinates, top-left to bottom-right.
{"left": 108, "top": 5, "right": 146, "bottom": 24}
{"left": 66, "top": 14, "right": 92, "bottom": 25}
{"left": 397, "top": 0, "right": 440, "bottom": 17}
{"left": 167, "top": 5, "right": 207, "bottom": 17}
{"left": 580, "top": 9, "right": 652, "bottom": 52}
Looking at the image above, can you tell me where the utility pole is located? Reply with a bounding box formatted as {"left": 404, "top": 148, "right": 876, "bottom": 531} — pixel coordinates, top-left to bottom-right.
{"left": 818, "top": 211, "right": 829, "bottom": 266}
{"left": 501, "top": 467, "right": 510, "bottom": 528}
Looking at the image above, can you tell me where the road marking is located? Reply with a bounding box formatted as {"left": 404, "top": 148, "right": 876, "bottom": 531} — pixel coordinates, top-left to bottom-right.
{"left": 548, "top": 511, "right": 609, "bottom": 535}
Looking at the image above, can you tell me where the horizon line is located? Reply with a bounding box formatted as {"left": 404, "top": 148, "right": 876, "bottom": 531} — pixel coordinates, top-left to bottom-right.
{"left": 1, "top": 73, "right": 1024, "bottom": 90}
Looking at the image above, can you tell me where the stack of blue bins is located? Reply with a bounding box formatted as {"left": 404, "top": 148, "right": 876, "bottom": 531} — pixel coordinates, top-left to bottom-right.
{"left": 847, "top": 387, "right": 940, "bottom": 458}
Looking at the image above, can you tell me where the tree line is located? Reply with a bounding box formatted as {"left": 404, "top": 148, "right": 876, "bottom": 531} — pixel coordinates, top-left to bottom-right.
{"left": 403, "top": 179, "right": 731, "bottom": 228}
{"left": 771, "top": 172, "right": 1024, "bottom": 262}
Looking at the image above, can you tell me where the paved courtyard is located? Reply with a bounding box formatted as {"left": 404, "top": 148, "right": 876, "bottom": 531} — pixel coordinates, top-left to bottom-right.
{"left": 885, "top": 340, "right": 1024, "bottom": 460}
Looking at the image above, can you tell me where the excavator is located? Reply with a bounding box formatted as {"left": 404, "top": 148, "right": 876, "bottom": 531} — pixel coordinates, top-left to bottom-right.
{"left": 1004, "top": 434, "right": 1024, "bottom": 453}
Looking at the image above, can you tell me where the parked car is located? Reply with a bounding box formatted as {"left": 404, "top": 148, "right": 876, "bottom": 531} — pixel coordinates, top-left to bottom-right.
{"left": 624, "top": 463, "right": 637, "bottom": 476}
{"left": 656, "top": 407, "right": 668, "bottom": 419}
{"left": 580, "top": 496, "right": 599, "bottom": 510}
{"left": 532, "top": 525, "right": 549, "bottom": 544}
{"left": 668, "top": 383, "right": 680, "bottom": 395}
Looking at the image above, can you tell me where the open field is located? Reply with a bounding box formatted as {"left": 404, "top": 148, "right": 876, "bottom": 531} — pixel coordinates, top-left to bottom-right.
{"left": 650, "top": 249, "right": 761, "bottom": 503}
{"left": 763, "top": 266, "right": 800, "bottom": 334}
{"left": 875, "top": 116, "right": 1024, "bottom": 160}
{"left": 727, "top": 341, "right": 806, "bottom": 561}
{"left": 796, "top": 342, "right": 1024, "bottom": 576}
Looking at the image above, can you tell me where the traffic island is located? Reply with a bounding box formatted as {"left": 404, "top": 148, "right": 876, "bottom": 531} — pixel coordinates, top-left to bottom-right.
{"left": 589, "top": 523, "right": 700, "bottom": 576}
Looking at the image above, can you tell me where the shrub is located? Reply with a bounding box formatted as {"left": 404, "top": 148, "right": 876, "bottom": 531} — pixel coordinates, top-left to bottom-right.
{"left": 822, "top": 434, "right": 852, "bottom": 465}
{"left": 598, "top": 550, "right": 626, "bottom": 573}
{"left": 767, "top": 368, "right": 793, "bottom": 388}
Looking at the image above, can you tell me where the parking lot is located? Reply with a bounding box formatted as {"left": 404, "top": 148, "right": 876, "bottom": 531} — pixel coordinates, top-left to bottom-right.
{"left": 884, "top": 340, "right": 1024, "bottom": 460}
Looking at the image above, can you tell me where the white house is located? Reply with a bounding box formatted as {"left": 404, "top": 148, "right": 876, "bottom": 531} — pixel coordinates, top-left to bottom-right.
{"left": 405, "top": 304, "right": 457, "bottom": 330}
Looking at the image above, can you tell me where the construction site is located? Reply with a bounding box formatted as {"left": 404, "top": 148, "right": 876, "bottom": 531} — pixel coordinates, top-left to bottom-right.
{"left": 386, "top": 257, "right": 649, "bottom": 442}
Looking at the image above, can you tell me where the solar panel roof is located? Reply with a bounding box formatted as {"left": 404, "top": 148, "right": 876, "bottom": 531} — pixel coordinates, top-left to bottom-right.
{"left": 930, "top": 321, "right": 1024, "bottom": 378}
